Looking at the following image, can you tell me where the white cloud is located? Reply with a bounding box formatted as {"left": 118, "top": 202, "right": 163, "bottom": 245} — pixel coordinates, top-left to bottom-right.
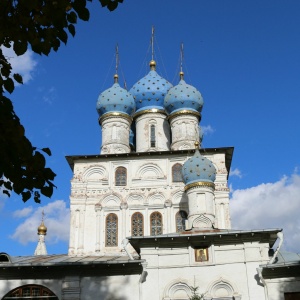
{"left": 230, "top": 168, "right": 242, "bottom": 178}
{"left": 13, "top": 207, "right": 33, "bottom": 218}
{"left": 11, "top": 200, "right": 70, "bottom": 245}
{"left": 2, "top": 46, "right": 38, "bottom": 84}
{"left": 201, "top": 125, "right": 215, "bottom": 135}
{"left": 230, "top": 173, "right": 300, "bottom": 252}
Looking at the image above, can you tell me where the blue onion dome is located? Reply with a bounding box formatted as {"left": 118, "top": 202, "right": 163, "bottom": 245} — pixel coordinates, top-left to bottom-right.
{"left": 182, "top": 143, "right": 216, "bottom": 186}
{"left": 164, "top": 72, "right": 204, "bottom": 116}
{"left": 129, "top": 60, "right": 173, "bottom": 114}
{"left": 96, "top": 74, "right": 135, "bottom": 118}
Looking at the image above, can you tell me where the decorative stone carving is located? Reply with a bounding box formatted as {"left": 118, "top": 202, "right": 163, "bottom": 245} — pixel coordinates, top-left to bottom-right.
{"left": 164, "top": 199, "right": 172, "bottom": 207}
{"left": 120, "top": 202, "right": 128, "bottom": 210}
{"left": 163, "top": 279, "right": 192, "bottom": 300}
{"left": 135, "top": 162, "right": 165, "bottom": 179}
{"left": 148, "top": 192, "right": 165, "bottom": 205}
{"left": 206, "top": 277, "right": 241, "bottom": 300}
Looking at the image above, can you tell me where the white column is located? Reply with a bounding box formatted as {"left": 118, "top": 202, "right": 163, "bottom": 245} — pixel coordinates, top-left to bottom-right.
{"left": 145, "top": 207, "right": 149, "bottom": 235}
{"left": 100, "top": 209, "right": 105, "bottom": 250}
{"left": 95, "top": 204, "right": 102, "bottom": 252}
{"left": 75, "top": 209, "right": 80, "bottom": 253}
{"left": 121, "top": 202, "right": 128, "bottom": 242}
{"left": 68, "top": 208, "right": 76, "bottom": 255}
{"left": 78, "top": 208, "right": 85, "bottom": 254}
{"left": 164, "top": 200, "right": 172, "bottom": 233}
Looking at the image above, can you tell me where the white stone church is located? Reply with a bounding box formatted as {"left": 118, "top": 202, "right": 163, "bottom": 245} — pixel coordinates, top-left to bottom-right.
{"left": 0, "top": 52, "right": 300, "bottom": 300}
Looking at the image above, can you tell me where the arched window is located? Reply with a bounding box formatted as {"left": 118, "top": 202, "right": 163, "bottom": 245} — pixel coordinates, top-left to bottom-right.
{"left": 115, "top": 167, "right": 127, "bottom": 186}
{"left": 176, "top": 210, "right": 188, "bottom": 232}
{"left": 106, "top": 213, "right": 118, "bottom": 247}
{"left": 131, "top": 212, "right": 144, "bottom": 237}
{"left": 2, "top": 285, "right": 58, "bottom": 299}
{"left": 150, "top": 124, "right": 156, "bottom": 147}
{"left": 172, "top": 163, "right": 183, "bottom": 182}
{"left": 112, "top": 124, "right": 117, "bottom": 140}
{"left": 150, "top": 212, "right": 163, "bottom": 236}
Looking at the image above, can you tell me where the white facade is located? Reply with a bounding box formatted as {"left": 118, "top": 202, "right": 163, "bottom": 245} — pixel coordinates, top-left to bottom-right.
{"left": 67, "top": 149, "right": 231, "bottom": 256}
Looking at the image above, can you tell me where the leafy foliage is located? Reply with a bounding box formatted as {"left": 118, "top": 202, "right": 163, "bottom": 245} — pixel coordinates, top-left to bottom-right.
{"left": 189, "top": 286, "right": 205, "bottom": 300}
{"left": 0, "top": 0, "right": 123, "bottom": 203}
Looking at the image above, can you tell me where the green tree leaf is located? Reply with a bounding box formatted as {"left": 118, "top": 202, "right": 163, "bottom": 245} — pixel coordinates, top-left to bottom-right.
{"left": 58, "top": 29, "right": 68, "bottom": 44}
{"left": 13, "top": 73, "right": 23, "bottom": 84}
{"left": 41, "top": 186, "right": 53, "bottom": 198}
{"left": 3, "top": 78, "right": 15, "bottom": 93}
{"left": 77, "top": 7, "right": 90, "bottom": 21}
{"left": 13, "top": 40, "right": 28, "bottom": 56}
{"left": 44, "top": 168, "right": 56, "bottom": 181}
{"left": 34, "top": 191, "right": 41, "bottom": 204}
{"left": 41, "top": 147, "right": 52, "bottom": 156}
{"left": 22, "top": 191, "right": 32, "bottom": 202}
{"left": 68, "top": 24, "right": 76, "bottom": 37}
{"left": 67, "top": 11, "right": 78, "bottom": 24}
{"left": 3, "top": 190, "right": 10, "bottom": 197}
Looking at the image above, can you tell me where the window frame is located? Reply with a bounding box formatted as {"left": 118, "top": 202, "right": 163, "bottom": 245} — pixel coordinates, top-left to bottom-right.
{"left": 131, "top": 212, "right": 144, "bottom": 237}
{"left": 105, "top": 213, "right": 118, "bottom": 247}
{"left": 115, "top": 166, "right": 127, "bottom": 186}
{"left": 150, "top": 211, "right": 163, "bottom": 236}
{"left": 150, "top": 124, "right": 156, "bottom": 148}
{"left": 172, "top": 163, "right": 183, "bottom": 182}
{"left": 175, "top": 210, "right": 188, "bottom": 232}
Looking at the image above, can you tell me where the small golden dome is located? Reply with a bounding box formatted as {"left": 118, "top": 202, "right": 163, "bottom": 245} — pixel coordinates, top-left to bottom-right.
{"left": 38, "top": 221, "right": 47, "bottom": 235}
{"left": 114, "top": 73, "right": 119, "bottom": 83}
{"left": 149, "top": 60, "right": 156, "bottom": 70}
{"left": 194, "top": 141, "right": 200, "bottom": 149}
{"left": 179, "top": 71, "right": 184, "bottom": 80}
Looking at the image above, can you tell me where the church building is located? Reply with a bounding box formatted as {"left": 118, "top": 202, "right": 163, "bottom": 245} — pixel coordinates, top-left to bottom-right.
{"left": 0, "top": 43, "right": 300, "bottom": 300}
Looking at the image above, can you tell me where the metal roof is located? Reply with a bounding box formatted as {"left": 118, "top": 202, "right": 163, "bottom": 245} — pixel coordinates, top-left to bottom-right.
{"left": 262, "top": 251, "right": 300, "bottom": 269}
{"left": 261, "top": 251, "right": 300, "bottom": 279}
{"left": 0, "top": 254, "right": 144, "bottom": 279}
{"left": 128, "top": 228, "right": 282, "bottom": 253}
{"left": 0, "top": 254, "right": 143, "bottom": 267}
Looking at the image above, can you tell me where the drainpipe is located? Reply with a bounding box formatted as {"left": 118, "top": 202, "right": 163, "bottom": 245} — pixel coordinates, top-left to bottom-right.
{"left": 269, "top": 232, "right": 284, "bottom": 264}
{"left": 121, "top": 238, "right": 134, "bottom": 260}
{"left": 257, "top": 267, "right": 269, "bottom": 300}
{"left": 256, "top": 231, "right": 284, "bottom": 300}
{"left": 139, "top": 261, "right": 148, "bottom": 300}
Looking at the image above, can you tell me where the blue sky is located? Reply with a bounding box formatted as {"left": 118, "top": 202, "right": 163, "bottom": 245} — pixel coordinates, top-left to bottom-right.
{"left": 1, "top": 0, "right": 300, "bottom": 255}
